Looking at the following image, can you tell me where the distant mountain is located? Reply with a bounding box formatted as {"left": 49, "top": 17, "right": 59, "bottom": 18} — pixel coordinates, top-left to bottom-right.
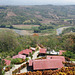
{"left": 0, "top": 5, "right": 75, "bottom": 26}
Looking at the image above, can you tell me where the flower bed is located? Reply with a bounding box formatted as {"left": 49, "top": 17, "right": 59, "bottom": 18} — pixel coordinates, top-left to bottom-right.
{"left": 12, "top": 63, "right": 27, "bottom": 74}
{"left": 12, "top": 67, "right": 75, "bottom": 75}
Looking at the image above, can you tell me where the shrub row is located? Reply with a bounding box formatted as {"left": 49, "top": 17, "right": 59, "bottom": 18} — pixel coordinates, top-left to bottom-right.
{"left": 12, "top": 67, "right": 75, "bottom": 75}
{"left": 5, "top": 66, "right": 11, "bottom": 72}
{"left": 65, "top": 57, "right": 70, "bottom": 61}
{"left": 12, "top": 63, "right": 27, "bottom": 74}
{"left": 63, "top": 62, "right": 75, "bottom": 67}
{"left": 5, "top": 65, "right": 13, "bottom": 72}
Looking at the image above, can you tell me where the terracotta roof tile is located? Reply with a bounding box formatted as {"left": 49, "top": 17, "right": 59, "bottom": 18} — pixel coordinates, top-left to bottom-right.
{"left": 29, "top": 60, "right": 33, "bottom": 66}
{"left": 33, "top": 59, "right": 64, "bottom": 70}
{"left": 40, "top": 48, "right": 47, "bottom": 54}
{"left": 46, "top": 56, "right": 65, "bottom": 62}
{"left": 12, "top": 54, "right": 26, "bottom": 59}
{"left": 18, "top": 49, "right": 32, "bottom": 55}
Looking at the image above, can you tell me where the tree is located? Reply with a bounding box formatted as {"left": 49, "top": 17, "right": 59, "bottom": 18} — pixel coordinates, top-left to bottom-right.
{"left": 0, "top": 30, "right": 20, "bottom": 58}
{"left": 34, "top": 29, "right": 41, "bottom": 33}
{"left": 61, "top": 33, "right": 75, "bottom": 53}
{"left": 62, "top": 51, "right": 75, "bottom": 59}
{"left": 0, "top": 24, "right": 6, "bottom": 28}
{"left": 10, "top": 25, "right": 13, "bottom": 29}
{"left": 25, "top": 57, "right": 29, "bottom": 62}
{"left": 29, "top": 53, "right": 33, "bottom": 59}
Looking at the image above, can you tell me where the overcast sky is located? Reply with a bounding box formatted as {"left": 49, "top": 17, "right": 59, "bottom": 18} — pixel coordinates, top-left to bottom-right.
{"left": 0, "top": 0, "right": 75, "bottom": 5}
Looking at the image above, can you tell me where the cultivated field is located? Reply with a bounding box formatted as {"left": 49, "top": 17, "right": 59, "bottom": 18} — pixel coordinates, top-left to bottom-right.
{"left": 13, "top": 25, "right": 40, "bottom": 30}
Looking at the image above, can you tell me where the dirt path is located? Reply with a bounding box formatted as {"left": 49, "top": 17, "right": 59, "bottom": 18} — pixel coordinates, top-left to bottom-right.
{"left": 32, "top": 51, "right": 39, "bottom": 59}
{"left": 5, "top": 62, "right": 26, "bottom": 75}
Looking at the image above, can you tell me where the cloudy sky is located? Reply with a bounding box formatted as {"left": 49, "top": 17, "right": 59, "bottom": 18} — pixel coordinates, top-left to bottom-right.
{"left": 0, "top": 0, "right": 75, "bottom": 5}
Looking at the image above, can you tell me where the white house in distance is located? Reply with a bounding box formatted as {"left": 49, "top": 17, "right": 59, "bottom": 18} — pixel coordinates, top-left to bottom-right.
{"left": 47, "top": 50, "right": 66, "bottom": 55}
{"left": 50, "top": 50, "right": 59, "bottom": 55}
{"left": 47, "top": 50, "right": 59, "bottom": 55}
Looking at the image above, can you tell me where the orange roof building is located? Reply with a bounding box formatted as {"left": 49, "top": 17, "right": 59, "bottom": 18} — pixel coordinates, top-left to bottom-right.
{"left": 29, "top": 59, "right": 64, "bottom": 70}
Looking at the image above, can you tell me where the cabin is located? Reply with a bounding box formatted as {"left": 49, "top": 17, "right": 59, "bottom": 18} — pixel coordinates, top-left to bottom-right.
{"left": 12, "top": 54, "right": 26, "bottom": 59}
{"left": 18, "top": 49, "right": 32, "bottom": 57}
{"left": 29, "top": 59, "right": 64, "bottom": 70}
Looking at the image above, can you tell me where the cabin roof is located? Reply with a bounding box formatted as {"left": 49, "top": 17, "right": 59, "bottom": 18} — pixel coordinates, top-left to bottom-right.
{"left": 46, "top": 56, "right": 65, "bottom": 62}
{"left": 40, "top": 48, "right": 47, "bottom": 54}
{"left": 33, "top": 59, "right": 64, "bottom": 70}
{"left": 12, "top": 54, "right": 26, "bottom": 59}
{"left": 18, "top": 49, "right": 32, "bottom": 55}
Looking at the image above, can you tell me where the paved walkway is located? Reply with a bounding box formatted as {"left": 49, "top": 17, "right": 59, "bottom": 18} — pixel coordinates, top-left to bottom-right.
{"left": 32, "top": 51, "right": 39, "bottom": 59}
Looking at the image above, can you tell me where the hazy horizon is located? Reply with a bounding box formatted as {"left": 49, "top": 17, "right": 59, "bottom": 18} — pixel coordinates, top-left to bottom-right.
{"left": 0, "top": 0, "right": 75, "bottom": 5}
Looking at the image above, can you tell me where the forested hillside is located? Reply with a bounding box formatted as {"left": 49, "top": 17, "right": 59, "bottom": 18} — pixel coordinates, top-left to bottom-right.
{"left": 0, "top": 5, "right": 75, "bottom": 26}
{"left": 0, "top": 5, "right": 75, "bottom": 58}
{"left": 0, "top": 29, "right": 75, "bottom": 59}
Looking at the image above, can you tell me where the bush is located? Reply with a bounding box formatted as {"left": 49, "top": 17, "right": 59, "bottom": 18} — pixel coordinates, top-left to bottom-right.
{"left": 11, "top": 58, "right": 25, "bottom": 64}
{"left": 25, "top": 57, "right": 29, "bottom": 62}
{"left": 0, "top": 24, "right": 6, "bottom": 28}
{"left": 34, "top": 29, "right": 41, "bottom": 33}
{"left": 62, "top": 51, "right": 75, "bottom": 59}
{"left": 5, "top": 64, "right": 14, "bottom": 72}
{"left": 12, "top": 67, "right": 75, "bottom": 75}
{"left": 63, "top": 62, "right": 75, "bottom": 67}
{"left": 65, "top": 57, "right": 70, "bottom": 61}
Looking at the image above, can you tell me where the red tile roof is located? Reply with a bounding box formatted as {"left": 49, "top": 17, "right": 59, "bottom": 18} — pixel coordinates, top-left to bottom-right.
{"left": 12, "top": 54, "right": 26, "bottom": 59}
{"left": 59, "top": 50, "right": 66, "bottom": 55}
{"left": 33, "top": 59, "right": 64, "bottom": 70}
{"left": 46, "top": 56, "right": 65, "bottom": 62}
{"left": 40, "top": 48, "right": 47, "bottom": 54}
{"left": 18, "top": 49, "right": 32, "bottom": 55}
{"left": 29, "top": 60, "right": 33, "bottom": 66}
{"left": 3, "top": 59, "right": 11, "bottom": 65}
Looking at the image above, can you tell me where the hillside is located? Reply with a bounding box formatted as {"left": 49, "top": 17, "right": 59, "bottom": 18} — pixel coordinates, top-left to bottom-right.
{"left": 0, "top": 5, "right": 75, "bottom": 26}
